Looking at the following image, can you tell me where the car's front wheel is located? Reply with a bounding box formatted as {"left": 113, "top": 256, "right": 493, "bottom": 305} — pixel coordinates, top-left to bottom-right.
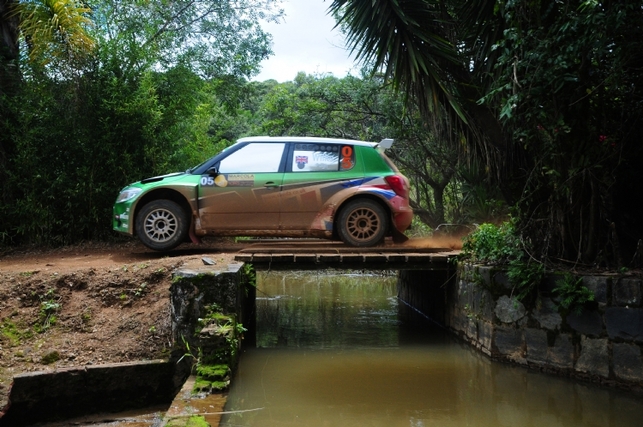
{"left": 136, "top": 199, "right": 189, "bottom": 251}
{"left": 337, "top": 199, "right": 388, "bottom": 247}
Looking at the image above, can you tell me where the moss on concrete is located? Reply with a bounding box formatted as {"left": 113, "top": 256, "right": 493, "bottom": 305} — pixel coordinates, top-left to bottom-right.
{"left": 196, "top": 364, "right": 229, "bottom": 380}
{"left": 165, "top": 414, "right": 211, "bottom": 427}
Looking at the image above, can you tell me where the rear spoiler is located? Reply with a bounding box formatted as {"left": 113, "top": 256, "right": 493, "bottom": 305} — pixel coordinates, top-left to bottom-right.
{"left": 376, "top": 138, "right": 394, "bottom": 153}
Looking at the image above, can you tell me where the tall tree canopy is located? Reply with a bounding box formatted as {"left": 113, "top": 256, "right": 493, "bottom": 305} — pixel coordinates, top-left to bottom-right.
{"left": 332, "top": 0, "right": 643, "bottom": 268}
{"left": 1, "top": 0, "right": 95, "bottom": 205}
{"left": 0, "top": 0, "right": 283, "bottom": 246}
{"left": 93, "top": 0, "right": 280, "bottom": 80}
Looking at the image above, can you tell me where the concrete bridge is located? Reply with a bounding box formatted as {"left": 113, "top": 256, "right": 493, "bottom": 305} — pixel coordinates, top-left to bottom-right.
{"left": 234, "top": 240, "right": 460, "bottom": 270}
{"left": 7, "top": 239, "right": 641, "bottom": 426}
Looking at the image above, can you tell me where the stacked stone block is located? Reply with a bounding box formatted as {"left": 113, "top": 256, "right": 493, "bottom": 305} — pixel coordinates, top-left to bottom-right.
{"left": 398, "top": 266, "right": 643, "bottom": 389}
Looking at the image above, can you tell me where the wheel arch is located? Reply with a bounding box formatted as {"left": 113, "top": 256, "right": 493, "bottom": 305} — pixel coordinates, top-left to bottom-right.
{"left": 132, "top": 189, "right": 192, "bottom": 236}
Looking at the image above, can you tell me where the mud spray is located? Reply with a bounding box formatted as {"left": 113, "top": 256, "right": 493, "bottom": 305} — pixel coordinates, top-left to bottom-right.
{"left": 402, "top": 235, "right": 464, "bottom": 250}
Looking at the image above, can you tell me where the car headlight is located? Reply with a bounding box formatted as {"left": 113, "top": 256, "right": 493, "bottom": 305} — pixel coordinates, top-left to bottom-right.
{"left": 116, "top": 187, "right": 142, "bottom": 203}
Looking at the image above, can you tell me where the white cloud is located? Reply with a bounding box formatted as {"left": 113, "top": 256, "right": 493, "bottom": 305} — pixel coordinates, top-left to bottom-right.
{"left": 253, "top": 0, "right": 358, "bottom": 82}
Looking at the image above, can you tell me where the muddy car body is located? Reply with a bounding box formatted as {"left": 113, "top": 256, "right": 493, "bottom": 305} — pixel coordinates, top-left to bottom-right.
{"left": 113, "top": 136, "right": 413, "bottom": 251}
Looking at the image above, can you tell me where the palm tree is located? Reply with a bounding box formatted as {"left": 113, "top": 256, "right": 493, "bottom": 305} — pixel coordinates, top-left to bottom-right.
{"left": 330, "top": 0, "right": 507, "bottom": 183}
{"left": 330, "top": 0, "right": 510, "bottom": 220}
{"left": 16, "top": 0, "right": 94, "bottom": 66}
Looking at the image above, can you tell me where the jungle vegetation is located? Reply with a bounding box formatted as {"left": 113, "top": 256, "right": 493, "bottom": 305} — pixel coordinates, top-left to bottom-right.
{"left": 1, "top": 0, "right": 642, "bottom": 271}
{"left": 330, "top": 0, "right": 643, "bottom": 270}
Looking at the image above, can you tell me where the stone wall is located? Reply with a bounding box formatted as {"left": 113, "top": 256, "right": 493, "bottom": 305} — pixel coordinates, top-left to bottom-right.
{"left": 170, "top": 262, "right": 255, "bottom": 392}
{"left": 171, "top": 262, "right": 250, "bottom": 355}
{"left": 398, "top": 265, "right": 643, "bottom": 389}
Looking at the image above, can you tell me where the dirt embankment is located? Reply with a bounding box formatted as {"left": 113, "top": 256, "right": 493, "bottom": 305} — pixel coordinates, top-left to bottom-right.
{"left": 0, "top": 240, "right": 243, "bottom": 416}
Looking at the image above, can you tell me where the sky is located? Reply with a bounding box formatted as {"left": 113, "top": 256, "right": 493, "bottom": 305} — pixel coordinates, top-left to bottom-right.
{"left": 252, "top": 0, "right": 359, "bottom": 82}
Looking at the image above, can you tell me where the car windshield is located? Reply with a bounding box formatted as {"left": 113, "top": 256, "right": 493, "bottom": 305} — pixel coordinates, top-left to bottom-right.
{"left": 186, "top": 144, "right": 237, "bottom": 175}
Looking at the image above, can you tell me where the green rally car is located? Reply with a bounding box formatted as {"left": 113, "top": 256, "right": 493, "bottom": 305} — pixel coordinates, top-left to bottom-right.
{"left": 113, "top": 136, "right": 413, "bottom": 251}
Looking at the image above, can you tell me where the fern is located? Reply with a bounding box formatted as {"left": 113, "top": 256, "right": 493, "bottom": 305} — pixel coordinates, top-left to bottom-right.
{"left": 507, "top": 259, "right": 544, "bottom": 301}
{"left": 553, "top": 273, "right": 595, "bottom": 315}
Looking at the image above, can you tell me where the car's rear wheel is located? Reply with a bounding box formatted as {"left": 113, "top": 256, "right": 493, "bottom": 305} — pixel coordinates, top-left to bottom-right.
{"left": 337, "top": 199, "right": 388, "bottom": 247}
{"left": 136, "top": 199, "right": 189, "bottom": 251}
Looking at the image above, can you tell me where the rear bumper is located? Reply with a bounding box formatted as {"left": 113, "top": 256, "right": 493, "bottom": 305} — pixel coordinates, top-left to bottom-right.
{"left": 393, "top": 209, "right": 413, "bottom": 232}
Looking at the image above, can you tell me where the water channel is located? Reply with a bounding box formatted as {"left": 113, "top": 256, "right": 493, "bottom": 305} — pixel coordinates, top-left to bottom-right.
{"left": 221, "top": 271, "right": 643, "bottom": 427}
{"left": 28, "top": 270, "right": 643, "bottom": 426}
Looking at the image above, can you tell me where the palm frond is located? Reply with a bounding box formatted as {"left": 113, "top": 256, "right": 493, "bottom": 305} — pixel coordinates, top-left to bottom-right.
{"left": 330, "top": 0, "right": 461, "bottom": 117}
{"left": 16, "top": 0, "right": 95, "bottom": 65}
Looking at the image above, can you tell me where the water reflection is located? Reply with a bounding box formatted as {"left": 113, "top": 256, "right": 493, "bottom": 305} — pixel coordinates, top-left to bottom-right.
{"left": 256, "top": 272, "right": 400, "bottom": 348}
{"left": 222, "top": 271, "right": 643, "bottom": 427}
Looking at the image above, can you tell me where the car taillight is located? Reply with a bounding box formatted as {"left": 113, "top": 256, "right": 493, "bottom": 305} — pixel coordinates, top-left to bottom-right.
{"left": 384, "top": 175, "right": 408, "bottom": 199}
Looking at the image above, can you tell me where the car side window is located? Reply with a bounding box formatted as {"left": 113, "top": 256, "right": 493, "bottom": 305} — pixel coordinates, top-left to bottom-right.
{"left": 219, "top": 143, "right": 285, "bottom": 173}
{"left": 292, "top": 144, "right": 355, "bottom": 172}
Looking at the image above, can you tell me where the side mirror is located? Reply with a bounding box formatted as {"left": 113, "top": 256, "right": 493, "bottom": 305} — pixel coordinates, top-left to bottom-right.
{"left": 206, "top": 166, "right": 219, "bottom": 176}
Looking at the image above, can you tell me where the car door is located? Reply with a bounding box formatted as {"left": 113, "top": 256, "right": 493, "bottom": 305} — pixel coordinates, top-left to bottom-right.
{"left": 198, "top": 142, "right": 286, "bottom": 231}
{"left": 279, "top": 142, "right": 364, "bottom": 231}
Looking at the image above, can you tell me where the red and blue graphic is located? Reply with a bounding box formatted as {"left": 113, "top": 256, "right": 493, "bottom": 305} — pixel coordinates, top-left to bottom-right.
{"left": 296, "top": 155, "right": 308, "bottom": 169}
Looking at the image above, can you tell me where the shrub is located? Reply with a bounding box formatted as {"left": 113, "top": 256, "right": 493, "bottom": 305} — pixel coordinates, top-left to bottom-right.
{"left": 461, "top": 221, "right": 521, "bottom": 264}
{"left": 461, "top": 219, "right": 545, "bottom": 302}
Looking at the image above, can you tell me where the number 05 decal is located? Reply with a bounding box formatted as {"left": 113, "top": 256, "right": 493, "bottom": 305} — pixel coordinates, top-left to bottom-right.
{"left": 201, "top": 176, "right": 215, "bottom": 186}
{"left": 340, "top": 145, "right": 355, "bottom": 170}
{"left": 201, "top": 175, "right": 229, "bottom": 187}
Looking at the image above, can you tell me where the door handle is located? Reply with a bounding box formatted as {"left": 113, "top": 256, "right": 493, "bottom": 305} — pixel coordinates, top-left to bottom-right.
{"left": 264, "top": 182, "right": 280, "bottom": 188}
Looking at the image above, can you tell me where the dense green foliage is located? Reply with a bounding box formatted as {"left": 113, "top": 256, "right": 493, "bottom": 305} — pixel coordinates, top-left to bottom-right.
{"left": 461, "top": 221, "right": 545, "bottom": 302}
{"left": 552, "top": 273, "right": 596, "bottom": 315}
{"left": 488, "top": 0, "right": 643, "bottom": 268}
{"left": 461, "top": 223, "right": 521, "bottom": 265}
{"left": 0, "top": 0, "right": 281, "bottom": 245}
{"left": 333, "top": 0, "right": 643, "bottom": 268}
{"left": 3, "top": 65, "right": 238, "bottom": 244}
{"left": 1, "top": 0, "right": 642, "bottom": 274}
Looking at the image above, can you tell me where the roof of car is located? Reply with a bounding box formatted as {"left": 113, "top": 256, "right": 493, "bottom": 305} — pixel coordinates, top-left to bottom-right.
{"left": 237, "top": 136, "right": 378, "bottom": 147}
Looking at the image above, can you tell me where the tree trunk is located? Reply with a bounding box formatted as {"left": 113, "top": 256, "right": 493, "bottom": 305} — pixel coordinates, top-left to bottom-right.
{"left": 0, "top": 0, "right": 20, "bottom": 202}
{"left": 1, "top": 0, "right": 19, "bottom": 91}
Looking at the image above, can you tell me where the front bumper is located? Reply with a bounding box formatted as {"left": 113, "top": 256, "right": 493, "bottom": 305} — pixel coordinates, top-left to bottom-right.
{"left": 113, "top": 203, "right": 134, "bottom": 236}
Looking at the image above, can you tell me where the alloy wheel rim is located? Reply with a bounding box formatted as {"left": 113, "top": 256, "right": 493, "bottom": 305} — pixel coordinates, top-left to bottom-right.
{"left": 346, "top": 207, "right": 380, "bottom": 242}
{"left": 144, "top": 209, "right": 178, "bottom": 243}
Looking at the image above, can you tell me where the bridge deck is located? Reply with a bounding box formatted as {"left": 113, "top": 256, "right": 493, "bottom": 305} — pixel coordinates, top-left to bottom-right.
{"left": 234, "top": 240, "right": 460, "bottom": 270}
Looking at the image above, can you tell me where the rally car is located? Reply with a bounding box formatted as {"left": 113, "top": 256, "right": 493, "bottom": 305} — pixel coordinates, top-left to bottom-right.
{"left": 113, "top": 136, "right": 413, "bottom": 251}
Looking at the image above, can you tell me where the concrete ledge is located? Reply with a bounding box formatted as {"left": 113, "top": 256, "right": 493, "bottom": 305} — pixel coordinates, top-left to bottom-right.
{"left": 0, "top": 360, "right": 184, "bottom": 427}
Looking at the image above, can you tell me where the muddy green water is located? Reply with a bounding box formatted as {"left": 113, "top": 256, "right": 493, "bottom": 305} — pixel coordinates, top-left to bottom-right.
{"left": 221, "top": 271, "right": 643, "bottom": 427}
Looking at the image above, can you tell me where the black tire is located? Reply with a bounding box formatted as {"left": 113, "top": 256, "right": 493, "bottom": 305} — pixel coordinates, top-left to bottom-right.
{"left": 337, "top": 199, "right": 389, "bottom": 247}
{"left": 135, "top": 199, "right": 189, "bottom": 251}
